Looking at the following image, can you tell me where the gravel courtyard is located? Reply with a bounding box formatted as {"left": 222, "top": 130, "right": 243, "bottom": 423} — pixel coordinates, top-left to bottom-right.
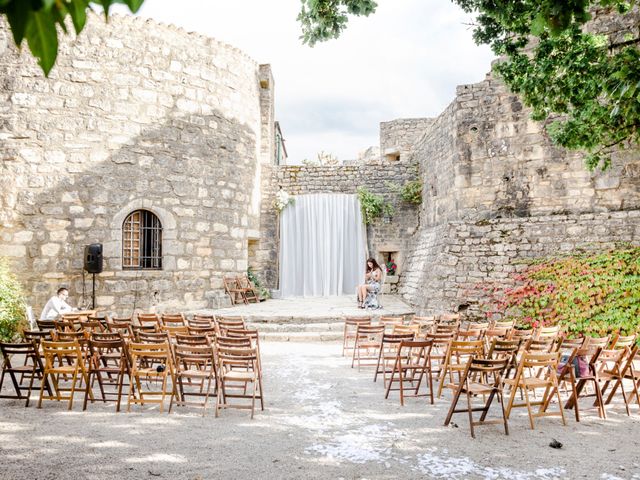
{"left": 1, "top": 341, "right": 639, "bottom": 480}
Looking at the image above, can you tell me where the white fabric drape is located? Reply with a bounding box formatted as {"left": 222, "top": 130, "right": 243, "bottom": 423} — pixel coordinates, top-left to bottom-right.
{"left": 279, "top": 193, "right": 366, "bottom": 297}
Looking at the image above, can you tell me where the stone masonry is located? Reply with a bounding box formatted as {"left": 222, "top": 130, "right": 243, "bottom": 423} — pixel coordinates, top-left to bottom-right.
{"left": 0, "top": 14, "right": 275, "bottom": 314}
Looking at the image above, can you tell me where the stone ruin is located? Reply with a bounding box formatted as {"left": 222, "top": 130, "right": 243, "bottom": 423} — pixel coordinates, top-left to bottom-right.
{"left": 0, "top": 13, "right": 639, "bottom": 315}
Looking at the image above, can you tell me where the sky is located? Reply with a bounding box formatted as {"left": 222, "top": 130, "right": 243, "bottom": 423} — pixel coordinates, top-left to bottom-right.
{"left": 115, "top": 0, "right": 495, "bottom": 164}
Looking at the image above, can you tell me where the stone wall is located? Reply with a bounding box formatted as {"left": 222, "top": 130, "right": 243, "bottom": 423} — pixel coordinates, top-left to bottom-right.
{"left": 403, "top": 211, "right": 640, "bottom": 315}
{"left": 400, "top": 72, "right": 640, "bottom": 312}
{"left": 263, "top": 162, "right": 420, "bottom": 289}
{"left": 380, "top": 118, "right": 433, "bottom": 161}
{"left": 0, "top": 14, "right": 274, "bottom": 314}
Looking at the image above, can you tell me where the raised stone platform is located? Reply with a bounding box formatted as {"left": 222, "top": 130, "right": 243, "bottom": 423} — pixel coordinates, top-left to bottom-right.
{"left": 208, "top": 295, "right": 414, "bottom": 342}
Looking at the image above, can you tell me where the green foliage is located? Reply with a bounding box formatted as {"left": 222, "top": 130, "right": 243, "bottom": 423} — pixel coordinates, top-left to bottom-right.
{"left": 247, "top": 268, "right": 270, "bottom": 301}
{"left": 356, "top": 186, "right": 393, "bottom": 224}
{"left": 386, "top": 179, "right": 423, "bottom": 205}
{"left": 478, "top": 247, "right": 640, "bottom": 340}
{"left": 0, "top": 0, "right": 144, "bottom": 76}
{"left": 0, "top": 258, "right": 28, "bottom": 341}
{"left": 298, "top": 0, "right": 377, "bottom": 46}
{"left": 452, "top": 0, "right": 640, "bottom": 170}
{"left": 302, "top": 0, "right": 640, "bottom": 170}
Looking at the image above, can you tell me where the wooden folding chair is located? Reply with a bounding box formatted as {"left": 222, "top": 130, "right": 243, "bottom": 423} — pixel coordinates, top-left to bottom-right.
{"left": 351, "top": 324, "right": 385, "bottom": 370}
{"left": 84, "top": 337, "right": 131, "bottom": 412}
{"left": 374, "top": 332, "right": 415, "bottom": 386}
{"left": 546, "top": 337, "right": 586, "bottom": 421}
{"left": 504, "top": 351, "right": 566, "bottom": 429}
{"left": 223, "top": 276, "right": 248, "bottom": 305}
{"left": 596, "top": 346, "right": 635, "bottom": 416}
{"left": 215, "top": 346, "right": 262, "bottom": 418}
{"left": 170, "top": 344, "right": 217, "bottom": 416}
{"left": 437, "top": 339, "right": 485, "bottom": 398}
{"left": 486, "top": 338, "right": 522, "bottom": 380}
{"left": 384, "top": 340, "right": 434, "bottom": 405}
{"left": 425, "top": 332, "right": 455, "bottom": 388}
{"left": 0, "top": 341, "right": 49, "bottom": 406}
{"left": 237, "top": 274, "right": 260, "bottom": 303}
{"left": 38, "top": 340, "right": 93, "bottom": 410}
{"left": 127, "top": 341, "right": 176, "bottom": 412}
{"left": 444, "top": 357, "right": 510, "bottom": 438}
{"left": 342, "top": 316, "right": 372, "bottom": 357}
{"left": 603, "top": 345, "right": 640, "bottom": 411}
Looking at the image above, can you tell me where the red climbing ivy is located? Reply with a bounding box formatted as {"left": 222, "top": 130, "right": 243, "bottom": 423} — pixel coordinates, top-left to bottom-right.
{"left": 477, "top": 247, "right": 640, "bottom": 338}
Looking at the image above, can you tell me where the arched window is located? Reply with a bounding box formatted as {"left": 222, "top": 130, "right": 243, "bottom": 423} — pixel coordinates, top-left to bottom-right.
{"left": 122, "top": 210, "right": 162, "bottom": 269}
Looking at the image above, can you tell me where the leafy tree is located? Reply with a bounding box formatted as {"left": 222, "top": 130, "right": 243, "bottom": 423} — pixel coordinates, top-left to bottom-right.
{"left": 299, "top": 0, "right": 640, "bottom": 170}
{"left": 0, "top": 0, "right": 143, "bottom": 76}
{"left": 0, "top": 258, "right": 28, "bottom": 341}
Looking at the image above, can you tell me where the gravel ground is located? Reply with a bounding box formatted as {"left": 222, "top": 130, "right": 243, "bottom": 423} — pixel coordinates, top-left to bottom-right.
{"left": 1, "top": 341, "right": 639, "bottom": 480}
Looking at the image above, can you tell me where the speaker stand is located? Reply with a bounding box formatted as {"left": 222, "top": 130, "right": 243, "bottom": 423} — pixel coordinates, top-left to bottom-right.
{"left": 92, "top": 273, "right": 96, "bottom": 310}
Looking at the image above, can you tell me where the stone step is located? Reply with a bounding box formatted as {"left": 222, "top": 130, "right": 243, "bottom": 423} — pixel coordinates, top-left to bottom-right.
{"left": 260, "top": 331, "right": 342, "bottom": 342}
{"left": 246, "top": 321, "right": 344, "bottom": 333}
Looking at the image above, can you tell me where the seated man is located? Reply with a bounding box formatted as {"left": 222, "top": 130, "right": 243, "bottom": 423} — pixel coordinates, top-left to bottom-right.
{"left": 40, "top": 287, "right": 74, "bottom": 320}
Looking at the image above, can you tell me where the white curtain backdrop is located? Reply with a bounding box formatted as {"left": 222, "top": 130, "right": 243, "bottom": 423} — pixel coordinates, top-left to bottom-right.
{"left": 279, "top": 193, "right": 366, "bottom": 297}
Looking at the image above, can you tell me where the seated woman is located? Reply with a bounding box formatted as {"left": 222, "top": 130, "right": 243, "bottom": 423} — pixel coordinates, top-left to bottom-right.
{"left": 356, "top": 258, "right": 383, "bottom": 309}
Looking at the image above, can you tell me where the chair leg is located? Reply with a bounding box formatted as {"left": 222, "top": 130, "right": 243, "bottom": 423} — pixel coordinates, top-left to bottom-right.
{"left": 466, "top": 389, "right": 475, "bottom": 439}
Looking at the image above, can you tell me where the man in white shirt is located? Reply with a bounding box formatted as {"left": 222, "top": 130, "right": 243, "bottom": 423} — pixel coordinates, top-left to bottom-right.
{"left": 40, "top": 287, "right": 74, "bottom": 320}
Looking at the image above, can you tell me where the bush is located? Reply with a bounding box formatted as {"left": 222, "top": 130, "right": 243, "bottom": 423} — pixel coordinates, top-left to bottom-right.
{"left": 477, "top": 247, "right": 640, "bottom": 339}
{"left": 0, "top": 259, "right": 28, "bottom": 341}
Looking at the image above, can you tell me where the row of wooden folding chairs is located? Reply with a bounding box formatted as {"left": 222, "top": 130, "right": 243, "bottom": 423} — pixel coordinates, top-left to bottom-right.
{"left": 346, "top": 325, "right": 640, "bottom": 437}
{"left": 0, "top": 326, "right": 264, "bottom": 418}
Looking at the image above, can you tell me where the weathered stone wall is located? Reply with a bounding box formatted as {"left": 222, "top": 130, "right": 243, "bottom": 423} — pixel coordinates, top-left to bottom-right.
{"left": 266, "top": 163, "right": 420, "bottom": 288}
{"left": 400, "top": 72, "right": 640, "bottom": 312}
{"left": 0, "top": 14, "right": 274, "bottom": 314}
{"left": 403, "top": 211, "right": 640, "bottom": 315}
{"left": 380, "top": 118, "right": 433, "bottom": 161}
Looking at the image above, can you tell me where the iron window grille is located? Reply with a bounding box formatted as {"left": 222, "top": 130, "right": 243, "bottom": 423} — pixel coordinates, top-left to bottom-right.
{"left": 122, "top": 209, "right": 162, "bottom": 270}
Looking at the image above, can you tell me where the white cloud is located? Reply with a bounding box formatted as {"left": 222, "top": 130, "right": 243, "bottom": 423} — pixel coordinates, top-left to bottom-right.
{"left": 115, "top": 0, "right": 494, "bottom": 163}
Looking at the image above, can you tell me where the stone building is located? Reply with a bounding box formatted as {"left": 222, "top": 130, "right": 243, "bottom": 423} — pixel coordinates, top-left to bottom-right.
{"left": 1, "top": 12, "right": 639, "bottom": 316}
{"left": 0, "top": 15, "right": 277, "bottom": 313}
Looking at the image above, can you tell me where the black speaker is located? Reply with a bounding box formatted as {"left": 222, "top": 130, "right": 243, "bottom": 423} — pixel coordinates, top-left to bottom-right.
{"left": 84, "top": 243, "right": 103, "bottom": 274}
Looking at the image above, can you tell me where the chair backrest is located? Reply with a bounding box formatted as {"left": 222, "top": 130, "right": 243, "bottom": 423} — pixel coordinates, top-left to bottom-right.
{"left": 381, "top": 332, "right": 415, "bottom": 346}
{"left": 106, "top": 320, "right": 133, "bottom": 339}
{"left": 22, "top": 329, "right": 52, "bottom": 345}
{"left": 137, "top": 313, "right": 161, "bottom": 327}
{"left": 161, "top": 313, "right": 186, "bottom": 327}
{"left": 456, "top": 329, "right": 483, "bottom": 341}
{"left": 485, "top": 327, "right": 510, "bottom": 341}
{"left": 216, "top": 316, "right": 245, "bottom": 335}
{"left": 88, "top": 337, "right": 129, "bottom": 369}
{"left": 449, "top": 339, "right": 485, "bottom": 357}
{"left": 174, "top": 344, "right": 216, "bottom": 370}
{"left": 54, "top": 319, "right": 76, "bottom": 332}
{"left": 216, "top": 335, "right": 252, "bottom": 349}
{"left": 52, "top": 330, "right": 88, "bottom": 345}
{"left": 41, "top": 340, "right": 83, "bottom": 366}
{"left": 355, "top": 324, "right": 385, "bottom": 337}
{"left": 521, "top": 351, "right": 559, "bottom": 369}
{"left": 434, "top": 324, "right": 458, "bottom": 334}
{"left": 409, "top": 316, "right": 436, "bottom": 335}
{"left": 161, "top": 325, "right": 189, "bottom": 338}
{"left": 585, "top": 335, "right": 610, "bottom": 349}
{"left": 90, "top": 331, "right": 124, "bottom": 342}
{"left": 379, "top": 316, "right": 404, "bottom": 329}
{"left": 392, "top": 324, "right": 420, "bottom": 336}
{"left": 187, "top": 326, "right": 217, "bottom": 338}
{"left": 189, "top": 315, "right": 214, "bottom": 328}
{"left": 397, "top": 339, "right": 434, "bottom": 363}
{"left": 537, "top": 325, "right": 561, "bottom": 339}
{"left": 216, "top": 346, "right": 258, "bottom": 370}
{"left": 137, "top": 331, "right": 170, "bottom": 344}
{"left": 110, "top": 315, "right": 133, "bottom": 324}
{"left": 79, "top": 320, "right": 105, "bottom": 333}
{"left": 131, "top": 324, "right": 159, "bottom": 338}
{"left": 525, "top": 336, "right": 557, "bottom": 353}
{"left": 488, "top": 338, "right": 522, "bottom": 358}
{"left": 0, "top": 341, "right": 39, "bottom": 362}
{"left": 464, "top": 357, "right": 510, "bottom": 384}
{"left": 492, "top": 319, "right": 515, "bottom": 329}
{"left": 439, "top": 313, "right": 460, "bottom": 324}
{"left": 426, "top": 331, "right": 455, "bottom": 347}
{"left": 344, "top": 316, "right": 372, "bottom": 328}
{"left": 175, "top": 334, "right": 210, "bottom": 346}
{"left": 511, "top": 328, "right": 534, "bottom": 341}
{"left": 36, "top": 319, "right": 56, "bottom": 332}
{"left": 128, "top": 341, "right": 172, "bottom": 363}
{"left": 609, "top": 333, "right": 636, "bottom": 350}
